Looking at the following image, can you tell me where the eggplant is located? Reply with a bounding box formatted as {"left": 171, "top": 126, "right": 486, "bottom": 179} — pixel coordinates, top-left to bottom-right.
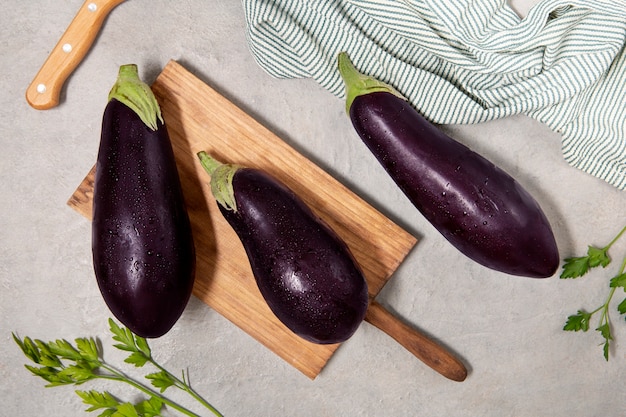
{"left": 197, "top": 152, "right": 369, "bottom": 344}
{"left": 92, "top": 65, "right": 195, "bottom": 338}
{"left": 337, "top": 52, "right": 559, "bottom": 278}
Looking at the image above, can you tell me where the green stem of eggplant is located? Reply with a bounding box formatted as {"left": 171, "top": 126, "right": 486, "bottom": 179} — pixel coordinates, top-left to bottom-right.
{"left": 197, "top": 151, "right": 239, "bottom": 212}
{"left": 108, "top": 64, "right": 163, "bottom": 131}
{"left": 337, "top": 52, "right": 405, "bottom": 114}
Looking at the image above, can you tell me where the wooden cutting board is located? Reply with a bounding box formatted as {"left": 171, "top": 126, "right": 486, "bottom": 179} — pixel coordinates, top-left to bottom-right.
{"left": 68, "top": 60, "right": 418, "bottom": 379}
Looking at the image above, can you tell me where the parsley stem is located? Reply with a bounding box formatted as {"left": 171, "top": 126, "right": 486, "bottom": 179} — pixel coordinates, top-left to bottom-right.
{"left": 148, "top": 360, "right": 224, "bottom": 417}
{"left": 561, "top": 224, "right": 626, "bottom": 360}
{"left": 605, "top": 225, "right": 626, "bottom": 251}
{"left": 588, "top": 304, "right": 605, "bottom": 316}
{"left": 589, "top": 226, "right": 626, "bottom": 320}
{"left": 603, "top": 255, "right": 626, "bottom": 314}
{"left": 618, "top": 253, "right": 626, "bottom": 276}
{"left": 601, "top": 288, "right": 615, "bottom": 323}
{"left": 596, "top": 250, "right": 626, "bottom": 340}
{"left": 99, "top": 363, "right": 203, "bottom": 417}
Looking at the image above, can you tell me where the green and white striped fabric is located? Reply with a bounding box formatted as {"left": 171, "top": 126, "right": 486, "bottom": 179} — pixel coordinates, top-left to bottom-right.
{"left": 242, "top": 0, "right": 626, "bottom": 190}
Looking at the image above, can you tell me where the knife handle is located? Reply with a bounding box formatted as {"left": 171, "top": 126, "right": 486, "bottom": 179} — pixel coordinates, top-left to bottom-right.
{"left": 365, "top": 300, "right": 468, "bottom": 382}
{"left": 25, "top": 0, "right": 127, "bottom": 110}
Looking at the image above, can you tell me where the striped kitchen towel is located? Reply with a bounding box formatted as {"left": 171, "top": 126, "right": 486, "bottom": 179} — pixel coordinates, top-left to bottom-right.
{"left": 242, "top": 0, "right": 626, "bottom": 190}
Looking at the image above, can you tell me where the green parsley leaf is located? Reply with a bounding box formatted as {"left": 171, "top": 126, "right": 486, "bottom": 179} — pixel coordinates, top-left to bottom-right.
{"left": 124, "top": 351, "right": 150, "bottom": 368}
{"left": 76, "top": 338, "right": 100, "bottom": 362}
{"left": 48, "top": 339, "right": 83, "bottom": 361}
{"left": 30, "top": 340, "right": 63, "bottom": 368}
{"left": 135, "top": 336, "right": 151, "bottom": 358}
{"left": 596, "top": 322, "right": 612, "bottom": 341}
{"left": 135, "top": 396, "right": 163, "bottom": 417}
{"left": 32, "top": 340, "right": 63, "bottom": 367}
{"left": 13, "top": 335, "right": 42, "bottom": 364}
{"left": 76, "top": 390, "right": 162, "bottom": 417}
{"left": 14, "top": 318, "right": 224, "bottom": 417}
{"left": 561, "top": 225, "right": 626, "bottom": 361}
{"left": 560, "top": 256, "right": 590, "bottom": 278}
{"left": 34, "top": 366, "right": 79, "bottom": 387}
{"left": 596, "top": 323, "right": 613, "bottom": 361}
{"left": 587, "top": 246, "right": 611, "bottom": 268}
{"left": 563, "top": 310, "right": 591, "bottom": 332}
{"left": 57, "top": 364, "right": 96, "bottom": 384}
{"left": 145, "top": 371, "right": 175, "bottom": 393}
{"left": 36, "top": 354, "right": 63, "bottom": 368}
{"left": 112, "top": 402, "right": 140, "bottom": 417}
{"left": 109, "top": 319, "right": 138, "bottom": 353}
{"left": 24, "top": 365, "right": 65, "bottom": 386}
{"left": 609, "top": 273, "right": 626, "bottom": 289}
{"left": 76, "top": 390, "right": 120, "bottom": 412}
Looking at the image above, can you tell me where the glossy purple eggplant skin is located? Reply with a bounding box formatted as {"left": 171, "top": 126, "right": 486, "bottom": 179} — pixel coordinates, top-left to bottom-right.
{"left": 217, "top": 168, "right": 369, "bottom": 344}
{"left": 349, "top": 91, "right": 559, "bottom": 278}
{"left": 92, "top": 99, "right": 195, "bottom": 338}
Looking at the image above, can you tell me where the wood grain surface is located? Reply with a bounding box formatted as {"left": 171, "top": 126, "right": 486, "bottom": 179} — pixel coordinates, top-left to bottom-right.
{"left": 68, "top": 60, "right": 418, "bottom": 379}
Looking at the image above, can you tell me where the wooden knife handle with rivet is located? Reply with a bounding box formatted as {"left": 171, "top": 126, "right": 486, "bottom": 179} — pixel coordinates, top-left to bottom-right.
{"left": 365, "top": 300, "right": 468, "bottom": 382}
{"left": 26, "top": 0, "right": 127, "bottom": 110}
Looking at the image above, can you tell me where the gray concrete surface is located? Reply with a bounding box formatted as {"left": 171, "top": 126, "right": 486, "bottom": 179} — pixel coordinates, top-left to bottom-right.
{"left": 1, "top": 1, "right": 625, "bottom": 416}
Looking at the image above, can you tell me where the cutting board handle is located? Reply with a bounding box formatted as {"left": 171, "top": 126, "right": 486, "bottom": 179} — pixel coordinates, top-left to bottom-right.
{"left": 25, "top": 0, "right": 126, "bottom": 110}
{"left": 365, "top": 300, "right": 467, "bottom": 382}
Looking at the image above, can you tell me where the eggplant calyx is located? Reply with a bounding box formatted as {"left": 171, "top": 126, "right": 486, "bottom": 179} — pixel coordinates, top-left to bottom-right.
{"left": 197, "top": 151, "right": 240, "bottom": 212}
{"left": 337, "top": 52, "right": 405, "bottom": 113}
{"left": 108, "top": 64, "right": 164, "bottom": 131}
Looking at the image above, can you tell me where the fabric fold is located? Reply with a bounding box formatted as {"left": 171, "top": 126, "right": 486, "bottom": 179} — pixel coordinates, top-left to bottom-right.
{"left": 243, "top": 0, "right": 626, "bottom": 189}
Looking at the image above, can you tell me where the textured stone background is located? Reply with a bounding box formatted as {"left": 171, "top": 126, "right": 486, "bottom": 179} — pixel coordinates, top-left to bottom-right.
{"left": 1, "top": 1, "right": 625, "bottom": 416}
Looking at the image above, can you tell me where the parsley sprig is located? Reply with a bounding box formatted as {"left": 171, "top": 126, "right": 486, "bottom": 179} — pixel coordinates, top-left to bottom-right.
{"left": 561, "top": 225, "right": 626, "bottom": 360}
{"left": 13, "top": 318, "right": 224, "bottom": 417}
